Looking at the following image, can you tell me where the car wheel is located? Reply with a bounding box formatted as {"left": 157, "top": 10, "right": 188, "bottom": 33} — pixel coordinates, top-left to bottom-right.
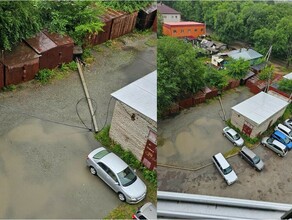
{"left": 118, "top": 192, "right": 126, "bottom": 202}
{"left": 233, "top": 142, "right": 237, "bottom": 146}
{"left": 90, "top": 166, "right": 97, "bottom": 175}
{"left": 223, "top": 133, "right": 226, "bottom": 136}
{"left": 278, "top": 153, "right": 281, "bottom": 157}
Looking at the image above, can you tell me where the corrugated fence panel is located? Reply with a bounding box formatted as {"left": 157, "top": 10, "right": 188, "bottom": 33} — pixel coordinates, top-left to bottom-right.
{"left": 0, "top": 62, "right": 4, "bottom": 89}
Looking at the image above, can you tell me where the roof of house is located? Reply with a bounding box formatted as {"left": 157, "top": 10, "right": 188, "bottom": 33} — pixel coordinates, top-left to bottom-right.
{"left": 164, "top": 21, "right": 205, "bottom": 27}
{"left": 111, "top": 70, "right": 157, "bottom": 122}
{"left": 157, "top": 3, "right": 180, "bottom": 14}
{"left": 232, "top": 92, "right": 289, "bottom": 125}
{"left": 283, "top": 72, "right": 292, "bottom": 80}
{"left": 227, "top": 48, "right": 263, "bottom": 61}
{"left": 142, "top": 3, "right": 157, "bottom": 14}
{"left": 251, "top": 62, "right": 267, "bottom": 71}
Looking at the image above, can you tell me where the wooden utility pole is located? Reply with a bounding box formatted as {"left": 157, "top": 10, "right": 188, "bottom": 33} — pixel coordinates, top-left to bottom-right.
{"left": 76, "top": 59, "right": 99, "bottom": 133}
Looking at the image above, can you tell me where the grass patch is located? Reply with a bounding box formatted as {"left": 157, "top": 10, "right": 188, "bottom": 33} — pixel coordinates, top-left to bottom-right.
{"left": 224, "top": 147, "right": 240, "bottom": 158}
{"left": 145, "top": 38, "right": 157, "bottom": 47}
{"left": 2, "top": 84, "right": 16, "bottom": 92}
{"left": 95, "top": 126, "right": 157, "bottom": 219}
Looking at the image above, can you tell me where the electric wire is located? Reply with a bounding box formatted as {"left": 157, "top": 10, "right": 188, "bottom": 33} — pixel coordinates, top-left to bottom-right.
{"left": 99, "top": 96, "right": 114, "bottom": 131}
{"left": 0, "top": 103, "right": 90, "bottom": 131}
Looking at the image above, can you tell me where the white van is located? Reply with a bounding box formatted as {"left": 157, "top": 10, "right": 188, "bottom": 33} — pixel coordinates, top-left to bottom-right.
{"left": 275, "top": 123, "right": 292, "bottom": 140}
{"left": 212, "top": 153, "right": 238, "bottom": 185}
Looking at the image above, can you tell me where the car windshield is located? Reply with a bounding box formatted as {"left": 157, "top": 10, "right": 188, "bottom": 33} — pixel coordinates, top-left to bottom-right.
{"left": 283, "top": 136, "right": 290, "bottom": 144}
{"left": 233, "top": 134, "right": 240, "bottom": 140}
{"left": 267, "top": 137, "right": 274, "bottom": 144}
{"left": 252, "top": 156, "right": 260, "bottom": 164}
{"left": 117, "top": 167, "right": 137, "bottom": 187}
{"left": 223, "top": 166, "right": 232, "bottom": 175}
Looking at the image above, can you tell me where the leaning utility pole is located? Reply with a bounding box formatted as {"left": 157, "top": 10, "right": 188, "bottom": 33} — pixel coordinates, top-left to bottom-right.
{"left": 76, "top": 58, "right": 99, "bottom": 133}
{"left": 265, "top": 45, "right": 273, "bottom": 93}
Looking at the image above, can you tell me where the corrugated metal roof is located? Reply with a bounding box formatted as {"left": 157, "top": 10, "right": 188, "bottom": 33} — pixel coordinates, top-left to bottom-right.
{"left": 157, "top": 3, "right": 180, "bottom": 14}
{"left": 283, "top": 72, "right": 292, "bottom": 80}
{"left": 43, "top": 31, "right": 74, "bottom": 46}
{"left": 227, "top": 48, "right": 263, "bottom": 61}
{"left": 111, "top": 70, "right": 157, "bottom": 122}
{"left": 24, "top": 32, "right": 57, "bottom": 54}
{"left": 142, "top": 3, "right": 157, "bottom": 14}
{"left": 232, "top": 92, "right": 289, "bottom": 125}
{"left": 0, "top": 42, "right": 40, "bottom": 67}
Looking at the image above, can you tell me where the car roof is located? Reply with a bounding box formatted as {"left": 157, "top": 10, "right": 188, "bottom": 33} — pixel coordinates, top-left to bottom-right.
{"left": 272, "top": 139, "right": 287, "bottom": 150}
{"left": 138, "top": 202, "right": 157, "bottom": 219}
{"left": 226, "top": 127, "right": 237, "bottom": 136}
{"left": 278, "top": 123, "right": 291, "bottom": 133}
{"left": 241, "top": 146, "right": 256, "bottom": 158}
{"left": 214, "top": 153, "right": 230, "bottom": 169}
{"left": 273, "top": 130, "right": 286, "bottom": 139}
{"left": 100, "top": 152, "right": 128, "bottom": 174}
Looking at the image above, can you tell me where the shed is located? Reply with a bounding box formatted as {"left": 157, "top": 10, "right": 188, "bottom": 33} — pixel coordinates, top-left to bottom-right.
{"left": 231, "top": 92, "right": 289, "bottom": 138}
{"left": 24, "top": 32, "right": 59, "bottom": 70}
{"left": 110, "top": 70, "right": 157, "bottom": 170}
{"left": 43, "top": 31, "right": 74, "bottom": 65}
{"left": 251, "top": 62, "right": 267, "bottom": 74}
{"left": 227, "top": 48, "right": 263, "bottom": 65}
{"left": 136, "top": 3, "right": 157, "bottom": 30}
{"left": 0, "top": 42, "right": 40, "bottom": 86}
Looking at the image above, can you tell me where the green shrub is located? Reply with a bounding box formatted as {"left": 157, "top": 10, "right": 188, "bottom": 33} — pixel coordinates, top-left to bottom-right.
{"left": 66, "top": 61, "right": 78, "bottom": 71}
{"left": 3, "top": 84, "right": 16, "bottom": 92}
{"left": 35, "top": 69, "right": 55, "bottom": 84}
{"left": 95, "top": 126, "right": 111, "bottom": 146}
{"left": 60, "top": 63, "right": 70, "bottom": 72}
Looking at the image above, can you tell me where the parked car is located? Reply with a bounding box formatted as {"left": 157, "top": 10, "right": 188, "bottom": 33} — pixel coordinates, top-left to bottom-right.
{"left": 271, "top": 130, "right": 292, "bottom": 150}
{"left": 212, "top": 153, "right": 238, "bottom": 185}
{"left": 222, "top": 126, "right": 244, "bottom": 147}
{"left": 261, "top": 137, "right": 288, "bottom": 157}
{"left": 275, "top": 123, "right": 292, "bottom": 140}
{"left": 132, "top": 202, "right": 157, "bottom": 219}
{"left": 284, "top": 118, "right": 292, "bottom": 130}
{"left": 86, "top": 147, "right": 146, "bottom": 204}
{"left": 239, "top": 146, "right": 264, "bottom": 171}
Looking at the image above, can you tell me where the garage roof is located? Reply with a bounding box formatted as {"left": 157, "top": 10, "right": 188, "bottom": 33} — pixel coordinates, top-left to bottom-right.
{"left": 227, "top": 48, "right": 263, "bottom": 61}
{"left": 111, "top": 70, "right": 157, "bottom": 122}
{"left": 232, "top": 92, "right": 289, "bottom": 125}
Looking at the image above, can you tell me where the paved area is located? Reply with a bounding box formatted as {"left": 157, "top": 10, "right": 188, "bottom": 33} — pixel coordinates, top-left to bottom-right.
{"left": 0, "top": 33, "right": 156, "bottom": 218}
{"left": 158, "top": 144, "right": 292, "bottom": 203}
{"left": 158, "top": 87, "right": 253, "bottom": 169}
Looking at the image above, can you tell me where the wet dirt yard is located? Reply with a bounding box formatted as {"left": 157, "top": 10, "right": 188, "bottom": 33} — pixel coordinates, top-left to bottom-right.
{"left": 0, "top": 33, "right": 156, "bottom": 218}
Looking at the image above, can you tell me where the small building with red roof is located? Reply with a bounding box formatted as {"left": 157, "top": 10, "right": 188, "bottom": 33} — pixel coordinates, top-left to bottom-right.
{"left": 163, "top": 21, "right": 206, "bottom": 39}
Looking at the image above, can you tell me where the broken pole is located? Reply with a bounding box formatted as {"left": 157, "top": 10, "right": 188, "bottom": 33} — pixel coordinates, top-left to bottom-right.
{"left": 76, "top": 58, "right": 99, "bottom": 133}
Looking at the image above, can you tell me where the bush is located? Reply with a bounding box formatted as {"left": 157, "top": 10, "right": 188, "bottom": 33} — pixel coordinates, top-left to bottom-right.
{"left": 35, "top": 69, "right": 55, "bottom": 84}
{"left": 2, "top": 84, "right": 16, "bottom": 92}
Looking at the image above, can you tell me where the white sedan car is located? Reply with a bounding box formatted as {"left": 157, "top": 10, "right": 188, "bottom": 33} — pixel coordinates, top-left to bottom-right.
{"left": 223, "top": 126, "right": 244, "bottom": 147}
{"left": 86, "top": 147, "right": 146, "bottom": 204}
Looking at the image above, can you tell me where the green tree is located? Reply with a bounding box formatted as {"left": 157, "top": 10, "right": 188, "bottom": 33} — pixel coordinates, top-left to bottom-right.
{"left": 39, "top": 1, "right": 105, "bottom": 45}
{"left": 258, "top": 65, "right": 274, "bottom": 81}
{"left": 225, "top": 58, "right": 250, "bottom": 80}
{"left": 0, "top": 1, "right": 42, "bottom": 50}
{"left": 278, "top": 79, "right": 292, "bottom": 94}
{"left": 204, "top": 67, "right": 228, "bottom": 90}
{"left": 101, "top": 1, "right": 153, "bottom": 13}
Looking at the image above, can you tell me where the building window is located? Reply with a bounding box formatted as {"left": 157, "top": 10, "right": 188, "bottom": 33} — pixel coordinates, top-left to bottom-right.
{"left": 201, "top": 28, "right": 204, "bottom": 32}
{"left": 173, "top": 30, "right": 177, "bottom": 34}
{"left": 172, "top": 15, "right": 174, "bottom": 18}
{"left": 194, "top": 29, "right": 197, "bottom": 32}
{"left": 188, "top": 29, "right": 191, "bottom": 33}
{"left": 181, "top": 29, "right": 184, "bottom": 33}
{"left": 175, "top": 16, "right": 177, "bottom": 18}
{"left": 163, "top": 15, "right": 166, "bottom": 18}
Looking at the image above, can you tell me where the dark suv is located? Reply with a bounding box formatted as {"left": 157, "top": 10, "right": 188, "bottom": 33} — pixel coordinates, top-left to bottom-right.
{"left": 239, "top": 146, "right": 264, "bottom": 171}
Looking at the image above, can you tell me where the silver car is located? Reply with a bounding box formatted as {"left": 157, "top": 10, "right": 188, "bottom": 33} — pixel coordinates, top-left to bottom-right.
{"left": 261, "top": 137, "right": 288, "bottom": 157}
{"left": 223, "top": 126, "right": 244, "bottom": 147}
{"left": 239, "top": 146, "right": 264, "bottom": 171}
{"left": 86, "top": 147, "right": 147, "bottom": 204}
{"left": 284, "top": 118, "right": 292, "bottom": 130}
{"left": 132, "top": 202, "right": 157, "bottom": 219}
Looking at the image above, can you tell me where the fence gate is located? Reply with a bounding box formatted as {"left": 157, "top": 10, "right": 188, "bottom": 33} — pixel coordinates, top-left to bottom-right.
{"left": 141, "top": 130, "right": 157, "bottom": 170}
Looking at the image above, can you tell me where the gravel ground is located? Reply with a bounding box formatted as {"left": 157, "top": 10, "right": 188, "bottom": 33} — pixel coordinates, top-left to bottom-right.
{"left": 158, "top": 144, "right": 292, "bottom": 204}
{"left": 0, "top": 32, "right": 157, "bottom": 218}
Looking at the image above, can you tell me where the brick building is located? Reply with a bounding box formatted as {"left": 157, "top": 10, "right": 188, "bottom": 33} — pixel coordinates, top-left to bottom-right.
{"left": 163, "top": 21, "right": 206, "bottom": 39}
{"left": 231, "top": 92, "right": 289, "bottom": 138}
{"left": 110, "top": 70, "right": 157, "bottom": 170}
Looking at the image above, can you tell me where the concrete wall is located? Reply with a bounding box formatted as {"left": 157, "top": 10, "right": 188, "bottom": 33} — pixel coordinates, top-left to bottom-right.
{"left": 162, "top": 14, "right": 180, "bottom": 22}
{"left": 231, "top": 107, "right": 287, "bottom": 138}
{"left": 109, "top": 101, "right": 157, "bottom": 160}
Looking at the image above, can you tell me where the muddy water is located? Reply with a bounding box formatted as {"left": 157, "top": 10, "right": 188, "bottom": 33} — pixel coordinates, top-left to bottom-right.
{"left": 0, "top": 119, "right": 119, "bottom": 218}
{"left": 158, "top": 87, "right": 253, "bottom": 169}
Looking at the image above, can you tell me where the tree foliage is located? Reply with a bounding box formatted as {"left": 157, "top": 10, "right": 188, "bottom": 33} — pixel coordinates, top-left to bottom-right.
{"left": 101, "top": 0, "right": 153, "bottom": 13}
{"left": 158, "top": 37, "right": 205, "bottom": 117}
{"left": 168, "top": 1, "right": 292, "bottom": 65}
{"left": 0, "top": 1, "right": 42, "bottom": 50}
{"left": 225, "top": 58, "right": 250, "bottom": 80}
{"left": 278, "top": 79, "right": 292, "bottom": 94}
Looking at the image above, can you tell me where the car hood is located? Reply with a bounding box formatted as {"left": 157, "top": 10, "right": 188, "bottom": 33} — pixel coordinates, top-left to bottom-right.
{"left": 235, "top": 138, "right": 244, "bottom": 146}
{"left": 122, "top": 176, "right": 146, "bottom": 198}
{"left": 287, "top": 142, "right": 292, "bottom": 149}
{"left": 226, "top": 171, "right": 238, "bottom": 185}
{"left": 255, "top": 160, "right": 265, "bottom": 170}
